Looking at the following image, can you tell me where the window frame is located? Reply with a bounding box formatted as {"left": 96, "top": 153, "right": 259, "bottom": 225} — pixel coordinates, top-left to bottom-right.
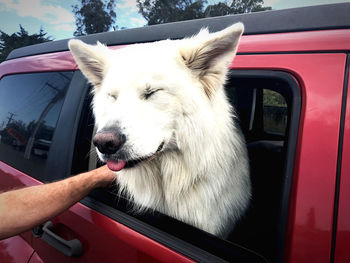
{"left": 228, "top": 70, "right": 301, "bottom": 262}
{"left": 70, "top": 70, "right": 301, "bottom": 262}
{"left": 44, "top": 70, "right": 89, "bottom": 182}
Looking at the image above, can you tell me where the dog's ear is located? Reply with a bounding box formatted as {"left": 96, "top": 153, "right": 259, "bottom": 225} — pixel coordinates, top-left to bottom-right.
{"left": 180, "top": 23, "right": 244, "bottom": 97}
{"left": 68, "top": 39, "right": 109, "bottom": 88}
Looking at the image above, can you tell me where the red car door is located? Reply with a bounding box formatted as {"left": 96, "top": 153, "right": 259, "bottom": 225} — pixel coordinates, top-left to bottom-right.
{"left": 232, "top": 51, "right": 347, "bottom": 263}
{"left": 0, "top": 235, "right": 34, "bottom": 263}
{"left": 334, "top": 57, "right": 350, "bottom": 263}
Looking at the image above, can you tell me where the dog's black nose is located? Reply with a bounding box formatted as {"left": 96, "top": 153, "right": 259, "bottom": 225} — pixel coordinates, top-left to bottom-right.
{"left": 93, "top": 131, "right": 126, "bottom": 155}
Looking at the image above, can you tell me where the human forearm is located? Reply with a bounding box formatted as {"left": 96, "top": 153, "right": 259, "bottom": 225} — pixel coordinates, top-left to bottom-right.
{"left": 0, "top": 165, "right": 115, "bottom": 239}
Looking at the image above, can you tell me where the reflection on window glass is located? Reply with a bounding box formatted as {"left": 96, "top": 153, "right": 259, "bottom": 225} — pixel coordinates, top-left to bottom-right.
{"left": 0, "top": 72, "right": 73, "bottom": 181}
{"left": 263, "top": 89, "right": 287, "bottom": 135}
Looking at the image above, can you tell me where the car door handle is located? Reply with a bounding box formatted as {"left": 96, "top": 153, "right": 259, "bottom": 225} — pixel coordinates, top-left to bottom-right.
{"left": 40, "top": 221, "right": 83, "bottom": 257}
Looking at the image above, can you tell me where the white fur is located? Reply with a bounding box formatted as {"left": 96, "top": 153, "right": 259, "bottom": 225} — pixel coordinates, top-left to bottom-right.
{"left": 69, "top": 23, "right": 251, "bottom": 237}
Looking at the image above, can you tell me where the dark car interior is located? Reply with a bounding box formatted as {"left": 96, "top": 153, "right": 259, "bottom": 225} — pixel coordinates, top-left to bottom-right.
{"left": 225, "top": 73, "right": 293, "bottom": 262}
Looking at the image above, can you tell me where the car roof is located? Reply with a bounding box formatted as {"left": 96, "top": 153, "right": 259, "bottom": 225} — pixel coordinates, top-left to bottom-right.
{"left": 6, "top": 2, "right": 350, "bottom": 61}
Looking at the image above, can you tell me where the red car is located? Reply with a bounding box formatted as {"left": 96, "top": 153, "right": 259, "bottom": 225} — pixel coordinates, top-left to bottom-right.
{"left": 0, "top": 3, "right": 349, "bottom": 262}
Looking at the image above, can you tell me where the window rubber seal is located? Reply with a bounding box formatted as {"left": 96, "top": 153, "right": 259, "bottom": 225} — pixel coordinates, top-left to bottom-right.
{"left": 330, "top": 53, "right": 350, "bottom": 262}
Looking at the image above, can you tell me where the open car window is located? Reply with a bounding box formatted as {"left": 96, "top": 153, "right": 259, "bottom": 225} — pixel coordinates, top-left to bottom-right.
{"left": 72, "top": 70, "right": 301, "bottom": 263}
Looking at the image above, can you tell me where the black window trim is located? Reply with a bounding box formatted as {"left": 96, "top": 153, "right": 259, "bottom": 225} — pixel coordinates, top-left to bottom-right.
{"left": 229, "top": 70, "right": 301, "bottom": 262}
{"left": 45, "top": 71, "right": 88, "bottom": 182}
{"left": 330, "top": 53, "right": 350, "bottom": 262}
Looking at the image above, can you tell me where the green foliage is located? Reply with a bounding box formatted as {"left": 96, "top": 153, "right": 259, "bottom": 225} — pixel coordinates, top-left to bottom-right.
{"left": 0, "top": 25, "right": 52, "bottom": 63}
{"left": 204, "top": 2, "right": 232, "bottom": 17}
{"left": 263, "top": 89, "right": 287, "bottom": 134}
{"left": 229, "top": 0, "right": 271, "bottom": 14}
{"left": 205, "top": 0, "right": 271, "bottom": 17}
{"left": 137, "top": 0, "right": 271, "bottom": 25}
{"left": 137, "top": 0, "right": 206, "bottom": 25}
{"left": 72, "top": 0, "right": 117, "bottom": 36}
{"left": 263, "top": 89, "right": 286, "bottom": 107}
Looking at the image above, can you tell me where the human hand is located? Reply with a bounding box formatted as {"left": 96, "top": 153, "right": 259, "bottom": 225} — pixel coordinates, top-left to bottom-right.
{"left": 92, "top": 165, "right": 117, "bottom": 188}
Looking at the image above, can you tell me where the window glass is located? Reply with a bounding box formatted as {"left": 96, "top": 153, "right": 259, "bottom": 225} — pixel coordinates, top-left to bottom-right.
{"left": 263, "top": 89, "right": 287, "bottom": 135}
{"left": 0, "top": 72, "right": 73, "bottom": 181}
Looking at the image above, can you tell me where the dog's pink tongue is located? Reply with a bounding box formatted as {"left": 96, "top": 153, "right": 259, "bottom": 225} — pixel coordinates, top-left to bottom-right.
{"left": 107, "top": 160, "right": 126, "bottom": 171}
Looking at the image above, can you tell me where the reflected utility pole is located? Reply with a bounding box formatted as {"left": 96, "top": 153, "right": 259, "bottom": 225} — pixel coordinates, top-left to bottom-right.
{"left": 24, "top": 79, "right": 69, "bottom": 159}
{"left": 6, "top": 112, "right": 16, "bottom": 126}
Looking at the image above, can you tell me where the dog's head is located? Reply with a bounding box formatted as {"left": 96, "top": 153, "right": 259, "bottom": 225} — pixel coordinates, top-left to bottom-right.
{"left": 69, "top": 23, "right": 243, "bottom": 171}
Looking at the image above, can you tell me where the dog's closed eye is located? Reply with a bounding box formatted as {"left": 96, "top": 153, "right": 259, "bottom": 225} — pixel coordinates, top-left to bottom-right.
{"left": 107, "top": 93, "right": 117, "bottom": 101}
{"left": 143, "top": 87, "right": 163, "bottom": 100}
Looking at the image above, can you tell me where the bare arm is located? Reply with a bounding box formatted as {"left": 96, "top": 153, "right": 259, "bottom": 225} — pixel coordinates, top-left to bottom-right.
{"left": 0, "top": 165, "right": 115, "bottom": 240}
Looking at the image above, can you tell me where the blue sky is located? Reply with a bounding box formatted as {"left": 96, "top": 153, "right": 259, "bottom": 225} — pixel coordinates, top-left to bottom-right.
{"left": 0, "top": 0, "right": 349, "bottom": 41}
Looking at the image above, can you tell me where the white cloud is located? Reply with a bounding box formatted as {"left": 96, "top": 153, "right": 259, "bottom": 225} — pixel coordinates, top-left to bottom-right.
{"left": 115, "top": 0, "right": 146, "bottom": 29}
{"left": 55, "top": 23, "right": 75, "bottom": 32}
{"left": 130, "top": 16, "right": 146, "bottom": 27}
{"left": 116, "top": 0, "right": 139, "bottom": 12}
{"left": 263, "top": 0, "right": 281, "bottom": 5}
{"left": 0, "top": 0, "right": 74, "bottom": 25}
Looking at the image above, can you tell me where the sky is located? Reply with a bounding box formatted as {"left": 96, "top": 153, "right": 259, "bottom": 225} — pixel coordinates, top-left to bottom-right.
{"left": 0, "top": 0, "right": 349, "bottom": 41}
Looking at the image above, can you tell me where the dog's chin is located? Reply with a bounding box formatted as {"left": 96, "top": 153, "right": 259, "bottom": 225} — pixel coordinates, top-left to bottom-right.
{"left": 103, "top": 141, "right": 165, "bottom": 172}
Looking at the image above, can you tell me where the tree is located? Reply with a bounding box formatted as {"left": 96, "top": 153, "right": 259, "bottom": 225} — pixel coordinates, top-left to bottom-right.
{"left": 263, "top": 89, "right": 286, "bottom": 107}
{"left": 137, "top": 0, "right": 207, "bottom": 25}
{"left": 137, "top": 0, "right": 271, "bottom": 25}
{"left": 205, "top": 0, "right": 271, "bottom": 17}
{"left": 204, "top": 2, "right": 232, "bottom": 17}
{"left": 228, "top": 0, "right": 271, "bottom": 14}
{"left": 204, "top": 0, "right": 272, "bottom": 17}
{"left": 0, "top": 25, "right": 52, "bottom": 63}
{"left": 72, "top": 0, "right": 117, "bottom": 36}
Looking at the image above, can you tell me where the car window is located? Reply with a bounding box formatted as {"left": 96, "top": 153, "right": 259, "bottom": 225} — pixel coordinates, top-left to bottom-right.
{"left": 73, "top": 70, "right": 300, "bottom": 262}
{"left": 0, "top": 72, "right": 73, "bottom": 181}
{"left": 225, "top": 72, "right": 299, "bottom": 262}
{"left": 263, "top": 89, "right": 287, "bottom": 135}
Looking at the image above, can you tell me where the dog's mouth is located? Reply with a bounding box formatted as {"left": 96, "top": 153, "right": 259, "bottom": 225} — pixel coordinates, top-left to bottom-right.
{"left": 106, "top": 141, "right": 164, "bottom": 172}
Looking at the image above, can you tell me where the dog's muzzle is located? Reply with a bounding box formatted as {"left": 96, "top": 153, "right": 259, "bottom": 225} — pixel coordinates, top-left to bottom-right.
{"left": 93, "top": 127, "right": 165, "bottom": 171}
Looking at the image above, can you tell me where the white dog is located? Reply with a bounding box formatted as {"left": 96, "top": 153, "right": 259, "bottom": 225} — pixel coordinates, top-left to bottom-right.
{"left": 69, "top": 22, "right": 251, "bottom": 237}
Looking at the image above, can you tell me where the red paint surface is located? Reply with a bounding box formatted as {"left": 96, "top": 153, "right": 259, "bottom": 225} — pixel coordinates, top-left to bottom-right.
{"left": 28, "top": 252, "right": 44, "bottom": 263}
{"left": 0, "top": 161, "right": 42, "bottom": 190}
{"left": 238, "top": 29, "right": 350, "bottom": 53}
{"left": 0, "top": 51, "right": 77, "bottom": 78}
{"left": 232, "top": 53, "right": 347, "bottom": 262}
{"left": 334, "top": 69, "right": 350, "bottom": 263}
{"left": 1, "top": 29, "right": 349, "bottom": 79}
{"left": 0, "top": 236, "right": 34, "bottom": 263}
{"left": 33, "top": 204, "right": 195, "bottom": 263}
{"left": 0, "top": 162, "right": 194, "bottom": 262}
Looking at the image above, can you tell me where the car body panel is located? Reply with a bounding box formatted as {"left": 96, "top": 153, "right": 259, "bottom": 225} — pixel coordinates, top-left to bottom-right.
{"left": 334, "top": 67, "right": 350, "bottom": 263}
{"left": 0, "top": 162, "right": 195, "bottom": 262}
{"left": 30, "top": 206, "right": 196, "bottom": 262}
{"left": 1, "top": 29, "right": 350, "bottom": 79}
{"left": 231, "top": 53, "right": 347, "bottom": 262}
{"left": 0, "top": 51, "right": 77, "bottom": 77}
{"left": 239, "top": 29, "right": 350, "bottom": 54}
{"left": 28, "top": 252, "right": 44, "bottom": 263}
{"left": 0, "top": 236, "right": 34, "bottom": 263}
